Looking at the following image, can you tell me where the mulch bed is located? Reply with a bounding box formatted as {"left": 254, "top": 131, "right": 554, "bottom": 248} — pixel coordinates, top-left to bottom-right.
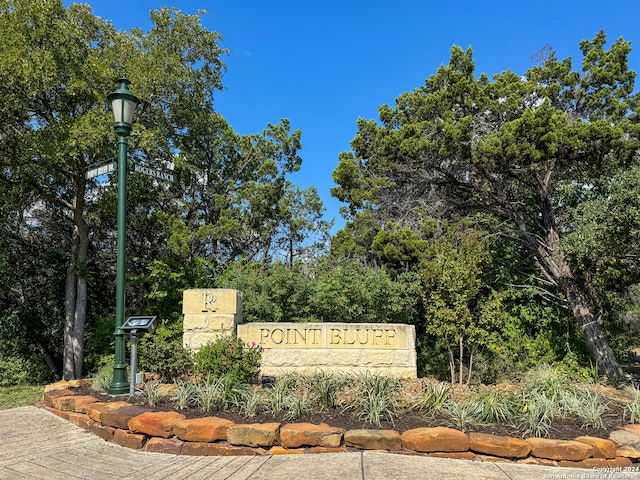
{"left": 74, "top": 381, "right": 632, "bottom": 441}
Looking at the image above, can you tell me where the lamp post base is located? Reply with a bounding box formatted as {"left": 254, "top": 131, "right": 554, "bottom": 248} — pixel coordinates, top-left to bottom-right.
{"left": 107, "top": 362, "right": 129, "bottom": 394}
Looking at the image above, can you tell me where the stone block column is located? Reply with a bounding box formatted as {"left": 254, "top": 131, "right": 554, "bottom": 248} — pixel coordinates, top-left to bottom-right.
{"left": 182, "top": 289, "right": 243, "bottom": 351}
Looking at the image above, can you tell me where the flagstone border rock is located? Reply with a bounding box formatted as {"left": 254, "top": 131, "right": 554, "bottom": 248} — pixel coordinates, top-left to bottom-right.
{"left": 40, "top": 380, "right": 639, "bottom": 469}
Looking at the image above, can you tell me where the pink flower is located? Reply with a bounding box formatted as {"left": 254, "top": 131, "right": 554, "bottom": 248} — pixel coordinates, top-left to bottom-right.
{"left": 222, "top": 361, "right": 227, "bottom": 366}
{"left": 251, "top": 341, "right": 256, "bottom": 347}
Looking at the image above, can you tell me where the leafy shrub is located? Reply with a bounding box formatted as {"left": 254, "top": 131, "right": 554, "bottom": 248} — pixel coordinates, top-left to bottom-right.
{"left": 193, "top": 335, "right": 261, "bottom": 384}
{"left": 0, "top": 354, "right": 52, "bottom": 386}
{"left": 138, "top": 321, "right": 193, "bottom": 381}
{"left": 83, "top": 316, "right": 117, "bottom": 375}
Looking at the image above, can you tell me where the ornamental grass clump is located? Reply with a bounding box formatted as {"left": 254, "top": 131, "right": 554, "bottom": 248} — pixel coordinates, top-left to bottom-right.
{"left": 193, "top": 375, "right": 222, "bottom": 412}
{"left": 413, "top": 381, "right": 452, "bottom": 413}
{"left": 624, "top": 384, "right": 640, "bottom": 423}
{"left": 265, "top": 374, "right": 298, "bottom": 414}
{"left": 91, "top": 360, "right": 115, "bottom": 393}
{"left": 191, "top": 373, "right": 249, "bottom": 412}
{"left": 193, "top": 335, "right": 262, "bottom": 384}
{"left": 305, "top": 370, "right": 347, "bottom": 410}
{"left": 137, "top": 379, "right": 161, "bottom": 406}
{"left": 174, "top": 377, "right": 198, "bottom": 410}
{"left": 240, "top": 388, "right": 266, "bottom": 417}
{"left": 574, "top": 388, "right": 609, "bottom": 429}
{"left": 349, "top": 373, "right": 402, "bottom": 427}
{"left": 284, "top": 386, "right": 313, "bottom": 420}
{"left": 515, "top": 364, "right": 578, "bottom": 437}
{"left": 519, "top": 390, "right": 555, "bottom": 437}
{"left": 470, "top": 387, "right": 517, "bottom": 424}
{"left": 443, "top": 400, "right": 476, "bottom": 431}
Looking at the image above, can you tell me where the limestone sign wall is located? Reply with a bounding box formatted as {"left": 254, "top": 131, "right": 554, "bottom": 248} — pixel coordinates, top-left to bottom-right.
{"left": 237, "top": 322, "right": 417, "bottom": 378}
{"left": 182, "top": 289, "right": 243, "bottom": 350}
{"left": 182, "top": 289, "right": 417, "bottom": 378}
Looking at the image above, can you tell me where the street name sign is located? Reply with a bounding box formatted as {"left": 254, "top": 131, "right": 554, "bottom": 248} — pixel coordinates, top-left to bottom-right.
{"left": 85, "top": 161, "right": 116, "bottom": 180}
{"left": 131, "top": 163, "right": 176, "bottom": 183}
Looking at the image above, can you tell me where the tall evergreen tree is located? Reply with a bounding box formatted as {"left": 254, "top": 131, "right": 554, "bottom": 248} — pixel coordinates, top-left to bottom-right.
{"left": 333, "top": 33, "right": 640, "bottom": 377}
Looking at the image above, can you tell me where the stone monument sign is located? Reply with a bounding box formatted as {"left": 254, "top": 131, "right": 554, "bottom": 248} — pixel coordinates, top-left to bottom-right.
{"left": 237, "top": 322, "right": 417, "bottom": 378}
{"left": 182, "top": 288, "right": 243, "bottom": 350}
{"left": 182, "top": 289, "right": 417, "bottom": 378}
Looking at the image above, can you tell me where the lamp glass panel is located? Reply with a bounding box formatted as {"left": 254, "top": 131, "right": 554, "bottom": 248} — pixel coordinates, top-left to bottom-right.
{"left": 111, "top": 98, "right": 123, "bottom": 124}
{"left": 122, "top": 98, "right": 137, "bottom": 124}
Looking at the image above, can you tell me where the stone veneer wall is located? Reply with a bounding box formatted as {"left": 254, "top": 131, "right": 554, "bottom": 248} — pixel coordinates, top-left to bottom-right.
{"left": 41, "top": 381, "right": 640, "bottom": 469}
{"left": 182, "top": 289, "right": 243, "bottom": 350}
{"left": 182, "top": 289, "right": 417, "bottom": 378}
{"left": 237, "top": 322, "right": 417, "bottom": 379}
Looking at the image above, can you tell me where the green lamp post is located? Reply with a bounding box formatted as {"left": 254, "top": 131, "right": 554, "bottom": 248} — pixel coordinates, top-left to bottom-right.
{"left": 107, "top": 78, "right": 140, "bottom": 394}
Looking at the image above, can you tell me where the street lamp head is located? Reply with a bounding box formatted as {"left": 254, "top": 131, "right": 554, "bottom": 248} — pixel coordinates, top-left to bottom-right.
{"left": 108, "top": 78, "right": 140, "bottom": 136}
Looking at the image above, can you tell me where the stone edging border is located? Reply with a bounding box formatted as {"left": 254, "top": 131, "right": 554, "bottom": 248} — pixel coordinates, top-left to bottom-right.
{"left": 41, "top": 380, "right": 640, "bottom": 469}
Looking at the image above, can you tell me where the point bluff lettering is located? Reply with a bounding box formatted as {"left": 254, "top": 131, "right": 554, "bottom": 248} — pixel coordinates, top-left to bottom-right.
{"left": 259, "top": 326, "right": 397, "bottom": 347}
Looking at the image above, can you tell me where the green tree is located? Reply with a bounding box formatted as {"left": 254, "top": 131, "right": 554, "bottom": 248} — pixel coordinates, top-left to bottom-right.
{"left": 332, "top": 33, "right": 640, "bottom": 377}
{"left": 219, "top": 261, "right": 314, "bottom": 323}
{"left": 371, "top": 222, "right": 428, "bottom": 274}
{"left": 310, "top": 258, "right": 420, "bottom": 324}
{"left": 169, "top": 115, "right": 304, "bottom": 267}
{"left": 0, "top": 1, "right": 226, "bottom": 379}
{"left": 419, "top": 222, "right": 497, "bottom": 384}
{"left": 274, "top": 184, "right": 332, "bottom": 267}
{"left": 0, "top": 0, "right": 116, "bottom": 379}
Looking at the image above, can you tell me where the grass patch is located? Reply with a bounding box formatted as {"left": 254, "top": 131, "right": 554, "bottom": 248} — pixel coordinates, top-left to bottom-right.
{"left": 0, "top": 385, "right": 44, "bottom": 410}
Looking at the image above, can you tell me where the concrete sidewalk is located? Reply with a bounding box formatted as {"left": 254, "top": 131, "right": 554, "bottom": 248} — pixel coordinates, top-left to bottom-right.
{"left": 0, "top": 406, "right": 627, "bottom": 480}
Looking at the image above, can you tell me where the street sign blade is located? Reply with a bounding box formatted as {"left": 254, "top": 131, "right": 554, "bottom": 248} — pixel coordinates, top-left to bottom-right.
{"left": 85, "top": 161, "right": 117, "bottom": 179}
{"left": 131, "top": 163, "right": 176, "bottom": 183}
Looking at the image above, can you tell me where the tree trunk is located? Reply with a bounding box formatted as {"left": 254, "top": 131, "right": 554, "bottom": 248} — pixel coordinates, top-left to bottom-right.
{"left": 465, "top": 349, "right": 474, "bottom": 386}
{"left": 63, "top": 229, "right": 78, "bottom": 380}
{"left": 458, "top": 336, "right": 464, "bottom": 386}
{"left": 39, "top": 346, "right": 60, "bottom": 381}
{"left": 519, "top": 218, "right": 623, "bottom": 378}
{"left": 62, "top": 175, "right": 89, "bottom": 380}
{"left": 448, "top": 347, "right": 455, "bottom": 384}
{"left": 559, "top": 276, "right": 622, "bottom": 378}
{"left": 72, "top": 193, "right": 88, "bottom": 378}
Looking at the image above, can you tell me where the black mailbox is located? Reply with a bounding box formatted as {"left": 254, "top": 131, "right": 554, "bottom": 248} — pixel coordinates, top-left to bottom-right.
{"left": 122, "top": 316, "right": 157, "bottom": 334}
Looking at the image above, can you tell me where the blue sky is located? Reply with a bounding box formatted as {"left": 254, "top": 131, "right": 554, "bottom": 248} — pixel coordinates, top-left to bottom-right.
{"left": 68, "top": 1, "right": 640, "bottom": 233}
